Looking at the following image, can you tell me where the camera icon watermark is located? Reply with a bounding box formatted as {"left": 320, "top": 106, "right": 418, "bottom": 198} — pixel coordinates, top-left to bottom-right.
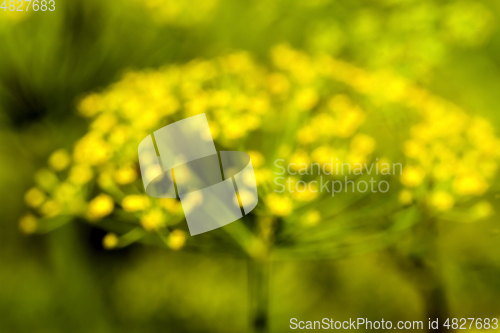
{"left": 138, "top": 114, "right": 258, "bottom": 236}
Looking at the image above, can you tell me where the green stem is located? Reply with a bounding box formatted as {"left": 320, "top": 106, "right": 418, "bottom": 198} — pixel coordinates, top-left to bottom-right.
{"left": 392, "top": 216, "right": 451, "bottom": 333}
{"left": 249, "top": 258, "right": 270, "bottom": 333}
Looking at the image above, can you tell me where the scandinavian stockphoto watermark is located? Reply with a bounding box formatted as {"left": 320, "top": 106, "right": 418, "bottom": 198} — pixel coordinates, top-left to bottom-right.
{"left": 274, "top": 158, "right": 402, "bottom": 196}
{"left": 138, "top": 113, "right": 258, "bottom": 236}
{"left": 290, "top": 317, "right": 500, "bottom": 330}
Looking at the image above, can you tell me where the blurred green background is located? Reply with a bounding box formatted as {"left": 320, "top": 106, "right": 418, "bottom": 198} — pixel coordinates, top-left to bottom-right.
{"left": 2, "top": 0, "right": 500, "bottom": 332}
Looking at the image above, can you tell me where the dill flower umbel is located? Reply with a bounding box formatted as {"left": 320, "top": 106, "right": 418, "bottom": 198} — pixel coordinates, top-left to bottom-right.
{"left": 20, "top": 45, "right": 499, "bottom": 253}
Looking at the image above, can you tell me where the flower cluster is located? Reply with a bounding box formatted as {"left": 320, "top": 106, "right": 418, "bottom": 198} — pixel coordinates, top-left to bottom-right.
{"left": 20, "top": 45, "right": 499, "bottom": 253}
{"left": 308, "top": 46, "right": 499, "bottom": 218}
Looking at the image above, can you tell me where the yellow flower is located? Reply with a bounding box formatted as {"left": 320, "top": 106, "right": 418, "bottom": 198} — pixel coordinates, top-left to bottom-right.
{"left": 291, "top": 182, "right": 318, "bottom": 202}
{"left": 122, "top": 195, "right": 151, "bottom": 212}
{"left": 185, "top": 95, "right": 208, "bottom": 116}
{"left": 430, "top": 191, "right": 454, "bottom": 211}
{"left": 141, "top": 209, "right": 165, "bottom": 231}
{"left": 223, "top": 52, "right": 254, "bottom": 73}
{"left": 271, "top": 44, "right": 296, "bottom": 70}
{"left": 78, "top": 93, "right": 102, "bottom": 117}
{"left": 224, "top": 119, "right": 246, "bottom": 140}
{"left": 401, "top": 166, "right": 425, "bottom": 187}
{"left": 87, "top": 194, "right": 114, "bottom": 221}
{"left": 53, "top": 183, "right": 79, "bottom": 205}
{"left": 34, "top": 169, "right": 59, "bottom": 192}
{"left": 48, "top": 149, "right": 71, "bottom": 171}
{"left": 109, "top": 125, "right": 130, "bottom": 145}
{"left": 159, "top": 199, "right": 181, "bottom": 214}
{"left": 267, "top": 194, "right": 293, "bottom": 217}
{"left": 210, "top": 90, "right": 232, "bottom": 108}
{"left": 73, "top": 133, "right": 112, "bottom": 165}
{"left": 312, "top": 114, "right": 335, "bottom": 137}
{"left": 249, "top": 95, "right": 270, "bottom": 114}
{"left": 328, "top": 94, "right": 352, "bottom": 112}
{"left": 242, "top": 114, "right": 261, "bottom": 131}
{"left": 327, "top": 95, "right": 366, "bottom": 138}
{"left": 335, "top": 108, "right": 365, "bottom": 138}
{"left": 168, "top": 230, "right": 187, "bottom": 250}
{"left": 267, "top": 73, "right": 290, "bottom": 94}
{"left": 432, "top": 163, "right": 453, "bottom": 181}
{"left": 303, "top": 210, "right": 321, "bottom": 226}
{"left": 453, "top": 174, "right": 488, "bottom": 196}
{"left": 233, "top": 94, "right": 249, "bottom": 110}
{"left": 114, "top": 165, "right": 137, "bottom": 185}
{"left": 398, "top": 189, "right": 413, "bottom": 205}
{"left": 103, "top": 233, "right": 119, "bottom": 250}
{"left": 296, "top": 125, "right": 318, "bottom": 144}
{"left": 248, "top": 151, "right": 265, "bottom": 168}
{"left": 24, "top": 187, "right": 46, "bottom": 208}
{"left": 351, "top": 134, "right": 376, "bottom": 155}
{"left": 91, "top": 114, "right": 117, "bottom": 133}
{"left": 346, "top": 153, "right": 367, "bottom": 166}
{"left": 294, "top": 88, "right": 319, "bottom": 111}
{"left": 378, "top": 73, "right": 408, "bottom": 103}
{"left": 98, "top": 169, "right": 116, "bottom": 189}
{"left": 311, "top": 146, "right": 335, "bottom": 165}
{"left": 288, "top": 151, "right": 310, "bottom": 171}
{"left": 40, "top": 200, "right": 61, "bottom": 217}
{"left": 207, "top": 121, "right": 220, "bottom": 139}
{"left": 19, "top": 214, "right": 38, "bottom": 234}
{"left": 471, "top": 201, "right": 493, "bottom": 219}
{"left": 479, "top": 160, "right": 498, "bottom": 179}
{"left": 69, "top": 164, "right": 94, "bottom": 185}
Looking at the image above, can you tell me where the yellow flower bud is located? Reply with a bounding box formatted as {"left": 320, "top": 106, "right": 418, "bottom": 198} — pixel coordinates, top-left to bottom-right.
{"left": 48, "top": 149, "right": 71, "bottom": 171}
{"left": 24, "top": 187, "right": 46, "bottom": 208}
{"left": 122, "top": 195, "right": 151, "bottom": 212}
{"left": 141, "top": 209, "right": 165, "bottom": 231}
{"left": 248, "top": 151, "right": 265, "bottom": 168}
{"left": 351, "top": 134, "right": 376, "bottom": 155}
{"left": 294, "top": 88, "right": 319, "bottom": 111}
{"left": 40, "top": 200, "right": 60, "bottom": 217}
{"left": 304, "top": 210, "right": 321, "bottom": 226}
{"left": 19, "top": 214, "right": 38, "bottom": 234}
{"left": 453, "top": 174, "right": 488, "bottom": 196}
{"left": 430, "top": 191, "right": 454, "bottom": 211}
{"left": 87, "top": 194, "right": 114, "bottom": 221}
{"left": 69, "top": 164, "right": 94, "bottom": 185}
{"left": 398, "top": 189, "right": 413, "bottom": 205}
{"left": 114, "top": 165, "right": 137, "bottom": 185}
{"left": 103, "top": 233, "right": 119, "bottom": 250}
{"left": 168, "top": 230, "right": 187, "bottom": 250}
{"left": 401, "top": 166, "right": 425, "bottom": 187}
{"left": 78, "top": 93, "right": 102, "bottom": 117}
{"left": 267, "top": 194, "right": 293, "bottom": 217}
{"left": 472, "top": 201, "right": 493, "bottom": 219}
